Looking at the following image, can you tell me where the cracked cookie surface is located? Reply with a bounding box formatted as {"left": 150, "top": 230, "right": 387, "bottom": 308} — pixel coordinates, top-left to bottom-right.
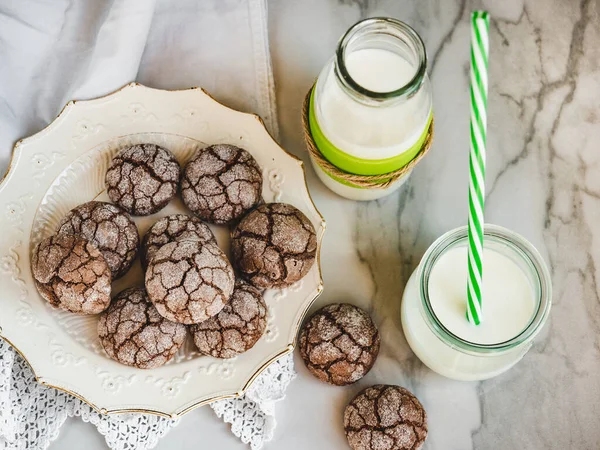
{"left": 231, "top": 203, "right": 316, "bottom": 289}
{"left": 145, "top": 240, "right": 235, "bottom": 324}
{"left": 299, "top": 303, "right": 380, "bottom": 386}
{"left": 105, "top": 144, "right": 181, "bottom": 216}
{"left": 344, "top": 385, "right": 427, "bottom": 450}
{"left": 190, "top": 280, "right": 267, "bottom": 358}
{"left": 181, "top": 144, "right": 262, "bottom": 224}
{"left": 56, "top": 201, "right": 139, "bottom": 279}
{"left": 31, "top": 234, "right": 111, "bottom": 314}
{"left": 141, "top": 214, "right": 215, "bottom": 269}
{"left": 98, "top": 287, "right": 186, "bottom": 369}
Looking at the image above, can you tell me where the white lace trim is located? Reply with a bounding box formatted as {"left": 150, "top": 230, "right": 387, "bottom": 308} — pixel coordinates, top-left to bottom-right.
{"left": 0, "top": 339, "right": 296, "bottom": 449}
{"left": 211, "top": 354, "right": 296, "bottom": 449}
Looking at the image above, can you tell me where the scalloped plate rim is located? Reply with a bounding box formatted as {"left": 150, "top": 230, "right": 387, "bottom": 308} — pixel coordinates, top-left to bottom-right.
{"left": 0, "top": 82, "right": 326, "bottom": 417}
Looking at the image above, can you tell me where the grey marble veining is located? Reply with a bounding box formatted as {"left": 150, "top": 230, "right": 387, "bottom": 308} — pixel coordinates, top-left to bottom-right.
{"left": 268, "top": 0, "right": 600, "bottom": 449}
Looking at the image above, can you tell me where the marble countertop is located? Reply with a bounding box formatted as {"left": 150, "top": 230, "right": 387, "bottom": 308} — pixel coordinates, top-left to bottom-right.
{"left": 52, "top": 0, "right": 599, "bottom": 448}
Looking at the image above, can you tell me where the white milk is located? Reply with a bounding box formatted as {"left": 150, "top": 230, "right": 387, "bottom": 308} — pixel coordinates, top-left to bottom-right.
{"left": 428, "top": 246, "right": 535, "bottom": 345}
{"left": 345, "top": 48, "right": 415, "bottom": 93}
{"left": 400, "top": 227, "right": 552, "bottom": 381}
{"left": 310, "top": 18, "right": 433, "bottom": 201}
{"left": 314, "top": 48, "right": 432, "bottom": 161}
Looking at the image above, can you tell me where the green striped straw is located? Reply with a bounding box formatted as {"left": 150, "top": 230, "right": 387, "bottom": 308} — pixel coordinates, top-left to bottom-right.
{"left": 466, "top": 11, "right": 490, "bottom": 326}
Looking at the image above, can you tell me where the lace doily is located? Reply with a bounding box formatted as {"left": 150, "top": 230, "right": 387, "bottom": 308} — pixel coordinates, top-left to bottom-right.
{"left": 0, "top": 339, "right": 296, "bottom": 449}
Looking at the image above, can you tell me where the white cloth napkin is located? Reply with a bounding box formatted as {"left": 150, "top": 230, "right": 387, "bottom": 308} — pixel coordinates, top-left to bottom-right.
{"left": 0, "top": 0, "right": 292, "bottom": 448}
{"left": 0, "top": 0, "right": 278, "bottom": 170}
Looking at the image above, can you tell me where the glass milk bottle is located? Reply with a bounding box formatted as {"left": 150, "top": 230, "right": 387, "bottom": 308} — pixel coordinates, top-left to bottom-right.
{"left": 308, "top": 17, "right": 433, "bottom": 201}
{"left": 401, "top": 225, "right": 552, "bottom": 381}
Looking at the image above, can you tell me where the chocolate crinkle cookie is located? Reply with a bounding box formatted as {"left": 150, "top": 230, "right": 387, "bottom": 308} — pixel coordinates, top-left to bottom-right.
{"left": 190, "top": 280, "right": 267, "bottom": 358}
{"left": 145, "top": 240, "right": 235, "bottom": 324}
{"left": 181, "top": 144, "right": 263, "bottom": 224}
{"left": 98, "top": 287, "right": 187, "bottom": 369}
{"left": 31, "top": 234, "right": 111, "bottom": 314}
{"left": 105, "top": 143, "right": 181, "bottom": 216}
{"left": 56, "top": 201, "right": 139, "bottom": 279}
{"left": 299, "top": 303, "right": 380, "bottom": 386}
{"left": 141, "top": 214, "right": 215, "bottom": 269}
{"left": 231, "top": 203, "right": 317, "bottom": 289}
{"left": 344, "top": 385, "right": 428, "bottom": 450}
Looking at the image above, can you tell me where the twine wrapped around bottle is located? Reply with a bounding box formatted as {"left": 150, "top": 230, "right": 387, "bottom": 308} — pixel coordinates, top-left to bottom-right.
{"left": 302, "top": 88, "right": 434, "bottom": 190}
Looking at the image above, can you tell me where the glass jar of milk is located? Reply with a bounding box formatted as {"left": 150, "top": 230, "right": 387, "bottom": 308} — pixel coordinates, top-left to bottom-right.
{"left": 401, "top": 225, "right": 552, "bottom": 381}
{"left": 309, "top": 17, "right": 433, "bottom": 201}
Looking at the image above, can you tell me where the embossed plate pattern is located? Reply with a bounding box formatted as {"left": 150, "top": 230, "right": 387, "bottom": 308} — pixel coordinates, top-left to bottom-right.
{"left": 0, "top": 84, "right": 325, "bottom": 417}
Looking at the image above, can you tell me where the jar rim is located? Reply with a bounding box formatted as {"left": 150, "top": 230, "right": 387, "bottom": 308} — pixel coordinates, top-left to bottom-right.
{"left": 335, "top": 17, "right": 428, "bottom": 101}
{"left": 418, "top": 225, "right": 552, "bottom": 354}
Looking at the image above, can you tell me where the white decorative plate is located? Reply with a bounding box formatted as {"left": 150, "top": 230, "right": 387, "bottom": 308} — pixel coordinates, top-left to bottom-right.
{"left": 0, "top": 83, "right": 325, "bottom": 417}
